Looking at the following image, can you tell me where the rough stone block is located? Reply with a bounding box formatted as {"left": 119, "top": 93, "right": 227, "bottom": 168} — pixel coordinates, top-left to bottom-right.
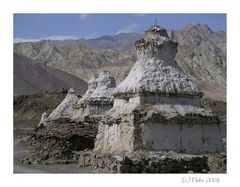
{"left": 84, "top": 156, "right": 91, "bottom": 166}
{"left": 78, "top": 155, "right": 85, "bottom": 167}
{"left": 117, "top": 164, "right": 130, "bottom": 173}
{"left": 97, "top": 160, "right": 104, "bottom": 168}
{"left": 130, "top": 166, "right": 141, "bottom": 173}
{"left": 110, "top": 164, "right": 117, "bottom": 172}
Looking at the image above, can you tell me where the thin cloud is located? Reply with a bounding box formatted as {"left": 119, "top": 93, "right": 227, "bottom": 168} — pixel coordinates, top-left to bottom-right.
{"left": 83, "top": 33, "right": 98, "bottom": 39}
{"left": 79, "top": 14, "right": 89, "bottom": 20}
{"left": 116, "top": 24, "right": 138, "bottom": 34}
{"left": 14, "top": 33, "right": 99, "bottom": 43}
{"left": 34, "top": 14, "right": 47, "bottom": 21}
{"left": 14, "top": 35, "right": 81, "bottom": 43}
{"left": 135, "top": 14, "right": 146, "bottom": 17}
{"left": 14, "top": 38, "right": 39, "bottom": 43}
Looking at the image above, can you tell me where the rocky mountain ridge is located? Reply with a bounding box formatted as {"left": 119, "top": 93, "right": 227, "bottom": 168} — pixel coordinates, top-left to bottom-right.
{"left": 14, "top": 24, "right": 226, "bottom": 100}
{"left": 14, "top": 40, "right": 135, "bottom": 84}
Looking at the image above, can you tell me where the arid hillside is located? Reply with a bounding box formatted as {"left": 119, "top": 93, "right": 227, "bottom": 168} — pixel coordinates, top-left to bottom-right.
{"left": 14, "top": 53, "right": 88, "bottom": 95}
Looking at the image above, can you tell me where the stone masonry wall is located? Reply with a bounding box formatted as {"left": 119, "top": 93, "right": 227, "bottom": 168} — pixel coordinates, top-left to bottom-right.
{"left": 78, "top": 150, "right": 226, "bottom": 173}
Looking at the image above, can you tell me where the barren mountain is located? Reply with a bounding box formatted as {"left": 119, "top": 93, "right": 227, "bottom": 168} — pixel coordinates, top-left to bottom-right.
{"left": 14, "top": 53, "right": 87, "bottom": 95}
{"left": 14, "top": 40, "right": 135, "bottom": 84}
{"left": 14, "top": 24, "right": 226, "bottom": 100}
{"left": 83, "top": 32, "right": 143, "bottom": 52}
{"left": 170, "top": 24, "right": 226, "bottom": 100}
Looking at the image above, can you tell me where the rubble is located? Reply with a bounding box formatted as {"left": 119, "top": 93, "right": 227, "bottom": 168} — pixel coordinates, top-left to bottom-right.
{"left": 20, "top": 120, "right": 97, "bottom": 165}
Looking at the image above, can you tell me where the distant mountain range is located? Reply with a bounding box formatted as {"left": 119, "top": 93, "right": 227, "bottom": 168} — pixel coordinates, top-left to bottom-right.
{"left": 14, "top": 24, "right": 226, "bottom": 100}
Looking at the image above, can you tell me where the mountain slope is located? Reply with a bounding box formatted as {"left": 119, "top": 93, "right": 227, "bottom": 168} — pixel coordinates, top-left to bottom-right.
{"left": 14, "top": 40, "right": 135, "bottom": 83}
{"left": 14, "top": 53, "right": 88, "bottom": 95}
{"left": 171, "top": 24, "right": 226, "bottom": 100}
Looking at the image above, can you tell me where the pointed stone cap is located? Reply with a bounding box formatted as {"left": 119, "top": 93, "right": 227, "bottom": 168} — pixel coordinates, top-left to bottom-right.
{"left": 90, "top": 71, "right": 116, "bottom": 98}
{"left": 80, "top": 71, "right": 116, "bottom": 101}
{"left": 135, "top": 25, "right": 178, "bottom": 61}
{"left": 37, "top": 112, "right": 48, "bottom": 127}
{"left": 145, "top": 25, "right": 170, "bottom": 40}
{"left": 68, "top": 88, "right": 75, "bottom": 94}
{"left": 88, "top": 74, "right": 99, "bottom": 90}
{"left": 81, "top": 74, "right": 99, "bottom": 99}
{"left": 47, "top": 88, "right": 79, "bottom": 121}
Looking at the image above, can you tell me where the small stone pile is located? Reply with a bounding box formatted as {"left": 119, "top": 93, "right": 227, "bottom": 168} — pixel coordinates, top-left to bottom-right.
{"left": 20, "top": 121, "right": 97, "bottom": 165}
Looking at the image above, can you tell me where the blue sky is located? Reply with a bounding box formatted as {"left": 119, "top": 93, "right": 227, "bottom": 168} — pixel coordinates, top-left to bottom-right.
{"left": 14, "top": 13, "right": 226, "bottom": 42}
